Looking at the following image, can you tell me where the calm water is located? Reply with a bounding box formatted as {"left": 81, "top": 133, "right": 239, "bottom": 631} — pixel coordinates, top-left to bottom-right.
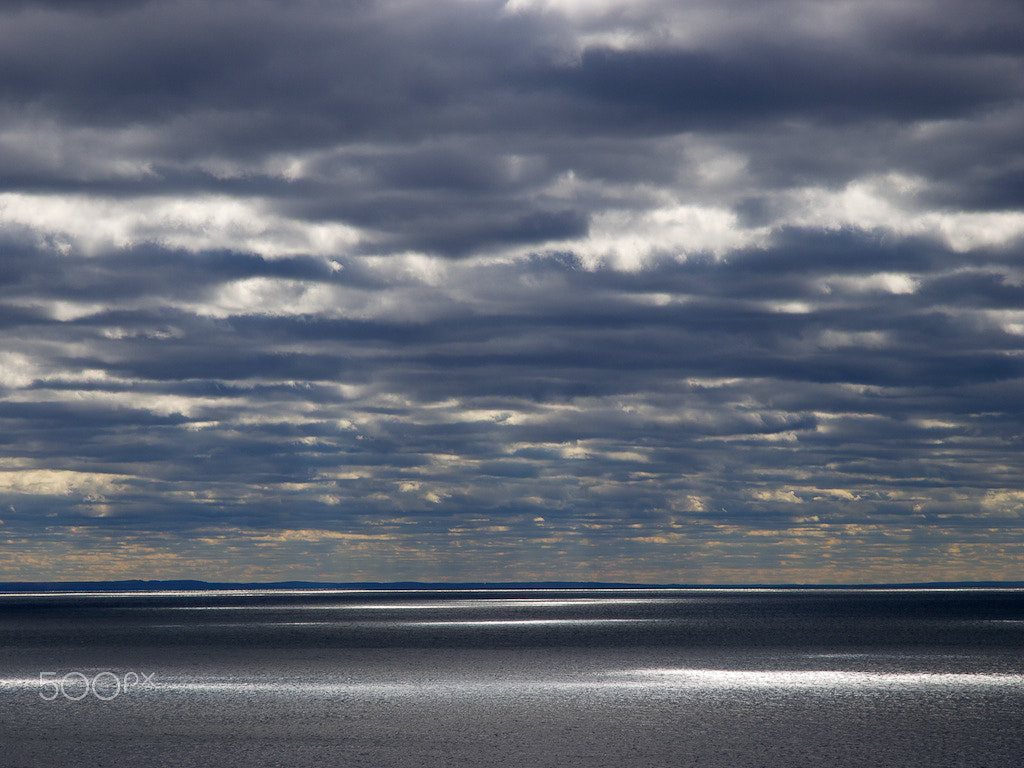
{"left": 1, "top": 588, "right": 1022, "bottom": 766}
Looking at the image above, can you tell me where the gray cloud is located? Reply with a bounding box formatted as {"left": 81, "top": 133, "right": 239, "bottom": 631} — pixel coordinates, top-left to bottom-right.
{"left": 0, "top": 0, "right": 1022, "bottom": 582}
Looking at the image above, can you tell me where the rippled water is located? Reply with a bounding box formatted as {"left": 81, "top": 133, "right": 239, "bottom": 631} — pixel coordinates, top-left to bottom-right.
{"left": 1, "top": 588, "right": 1022, "bottom": 766}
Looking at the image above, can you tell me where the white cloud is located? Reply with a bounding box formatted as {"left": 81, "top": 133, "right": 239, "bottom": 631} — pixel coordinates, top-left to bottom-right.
{"left": 0, "top": 193, "right": 361, "bottom": 257}
{"left": 787, "top": 175, "right": 1024, "bottom": 251}
{"left": 0, "top": 468, "right": 133, "bottom": 497}
{"left": 0, "top": 352, "right": 39, "bottom": 388}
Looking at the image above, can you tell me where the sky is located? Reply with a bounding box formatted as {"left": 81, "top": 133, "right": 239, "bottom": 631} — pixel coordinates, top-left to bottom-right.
{"left": 1, "top": 0, "right": 1023, "bottom": 584}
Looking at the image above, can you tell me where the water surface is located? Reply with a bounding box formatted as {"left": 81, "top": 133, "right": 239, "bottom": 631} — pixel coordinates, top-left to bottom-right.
{"left": 1, "top": 588, "right": 1021, "bottom": 766}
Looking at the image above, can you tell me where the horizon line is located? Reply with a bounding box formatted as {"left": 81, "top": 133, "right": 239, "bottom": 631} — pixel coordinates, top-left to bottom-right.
{"left": 1, "top": 578, "right": 1023, "bottom": 593}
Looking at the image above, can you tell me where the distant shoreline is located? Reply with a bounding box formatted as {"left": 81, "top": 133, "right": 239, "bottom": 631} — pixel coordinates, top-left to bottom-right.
{"left": 1, "top": 579, "right": 1022, "bottom": 593}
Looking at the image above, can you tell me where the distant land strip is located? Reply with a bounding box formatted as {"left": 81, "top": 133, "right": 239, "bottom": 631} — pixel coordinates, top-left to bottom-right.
{"left": 1, "top": 580, "right": 1023, "bottom": 592}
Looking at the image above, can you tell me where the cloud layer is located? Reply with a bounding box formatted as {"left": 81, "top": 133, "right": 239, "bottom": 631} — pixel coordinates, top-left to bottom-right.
{"left": 1, "top": 0, "right": 1023, "bottom": 582}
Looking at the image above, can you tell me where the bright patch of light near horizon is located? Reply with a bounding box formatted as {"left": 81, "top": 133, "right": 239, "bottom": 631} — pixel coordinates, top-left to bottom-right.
{"left": 627, "top": 669, "right": 1024, "bottom": 689}
{"left": 162, "top": 598, "right": 675, "bottom": 610}
{"left": 400, "top": 618, "right": 661, "bottom": 626}
{"left": 6, "top": 667, "right": 1021, "bottom": 695}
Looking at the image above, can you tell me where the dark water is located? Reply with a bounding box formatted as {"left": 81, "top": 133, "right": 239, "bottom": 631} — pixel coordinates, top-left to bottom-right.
{"left": 1, "top": 588, "right": 1022, "bottom": 766}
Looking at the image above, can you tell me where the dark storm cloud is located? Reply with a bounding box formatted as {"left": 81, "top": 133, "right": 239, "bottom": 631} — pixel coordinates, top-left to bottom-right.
{"left": 0, "top": 0, "right": 1020, "bottom": 256}
{"left": 0, "top": 0, "right": 562, "bottom": 138}
{"left": 1, "top": 0, "right": 1023, "bottom": 581}
{"left": 562, "top": 43, "right": 1018, "bottom": 127}
{"left": 0, "top": 236, "right": 340, "bottom": 302}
